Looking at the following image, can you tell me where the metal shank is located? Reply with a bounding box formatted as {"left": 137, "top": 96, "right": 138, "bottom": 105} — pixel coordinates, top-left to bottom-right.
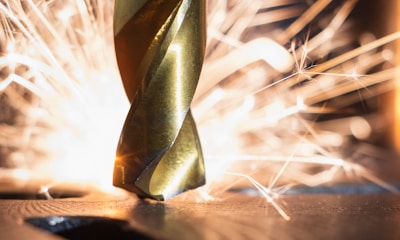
{"left": 113, "top": 0, "right": 206, "bottom": 200}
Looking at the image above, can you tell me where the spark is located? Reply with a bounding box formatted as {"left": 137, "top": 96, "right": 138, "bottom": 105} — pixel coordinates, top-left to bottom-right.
{"left": 225, "top": 171, "right": 291, "bottom": 221}
{"left": 0, "top": 0, "right": 128, "bottom": 188}
{"left": 38, "top": 185, "right": 53, "bottom": 200}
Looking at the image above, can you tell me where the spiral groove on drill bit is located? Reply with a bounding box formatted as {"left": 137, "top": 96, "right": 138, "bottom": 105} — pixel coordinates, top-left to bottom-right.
{"left": 113, "top": 0, "right": 206, "bottom": 200}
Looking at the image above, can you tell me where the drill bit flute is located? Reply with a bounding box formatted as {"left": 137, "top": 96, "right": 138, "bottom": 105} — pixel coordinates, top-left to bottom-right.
{"left": 113, "top": 0, "right": 206, "bottom": 200}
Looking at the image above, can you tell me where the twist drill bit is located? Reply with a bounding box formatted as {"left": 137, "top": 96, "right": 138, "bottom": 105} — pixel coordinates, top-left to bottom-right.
{"left": 113, "top": 0, "right": 206, "bottom": 200}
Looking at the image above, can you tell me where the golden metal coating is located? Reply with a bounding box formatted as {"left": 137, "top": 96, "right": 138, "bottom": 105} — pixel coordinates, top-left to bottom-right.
{"left": 113, "top": 0, "right": 206, "bottom": 200}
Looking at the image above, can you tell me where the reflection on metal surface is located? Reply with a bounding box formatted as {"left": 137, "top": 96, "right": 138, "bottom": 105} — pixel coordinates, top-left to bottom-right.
{"left": 26, "top": 216, "right": 152, "bottom": 239}
{"left": 113, "top": 0, "right": 206, "bottom": 200}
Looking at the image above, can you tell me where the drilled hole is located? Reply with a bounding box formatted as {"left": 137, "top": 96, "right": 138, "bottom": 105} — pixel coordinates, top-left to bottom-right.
{"left": 26, "top": 216, "right": 152, "bottom": 240}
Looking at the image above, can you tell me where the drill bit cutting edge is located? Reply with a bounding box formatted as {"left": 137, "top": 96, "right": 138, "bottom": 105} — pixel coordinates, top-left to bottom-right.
{"left": 113, "top": 0, "right": 206, "bottom": 200}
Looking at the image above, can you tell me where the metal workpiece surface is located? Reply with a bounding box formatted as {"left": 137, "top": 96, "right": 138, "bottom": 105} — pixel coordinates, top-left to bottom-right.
{"left": 0, "top": 184, "right": 400, "bottom": 240}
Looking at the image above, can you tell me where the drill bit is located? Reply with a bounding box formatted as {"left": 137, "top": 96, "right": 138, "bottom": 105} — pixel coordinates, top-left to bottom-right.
{"left": 113, "top": 0, "right": 206, "bottom": 201}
